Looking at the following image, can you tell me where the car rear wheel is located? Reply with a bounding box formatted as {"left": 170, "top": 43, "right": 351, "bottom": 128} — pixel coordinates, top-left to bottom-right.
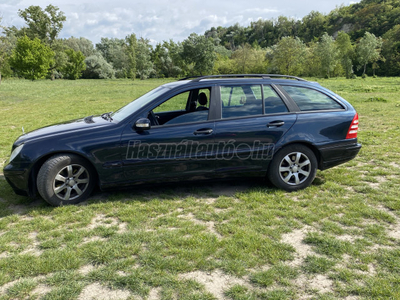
{"left": 267, "top": 144, "right": 317, "bottom": 191}
{"left": 37, "top": 154, "right": 95, "bottom": 206}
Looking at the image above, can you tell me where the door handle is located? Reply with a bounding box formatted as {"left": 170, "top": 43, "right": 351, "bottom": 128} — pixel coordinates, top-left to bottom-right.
{"left": 194, "top": 128, "right": 213, "bottom": 135}
{"left": 267, "top": 121, "right": 285, "bottom": 128}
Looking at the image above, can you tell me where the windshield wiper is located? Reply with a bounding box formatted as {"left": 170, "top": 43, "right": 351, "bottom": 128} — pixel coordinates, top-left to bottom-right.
{"left": 101, "top": 112, "right": 113, "bottom": 121}
{"left": 84, "top": 115, "right": 94, "bottom": 123}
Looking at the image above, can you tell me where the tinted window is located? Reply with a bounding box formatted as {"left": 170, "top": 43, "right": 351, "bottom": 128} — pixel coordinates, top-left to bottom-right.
{"left": 263, "top": 85, "right": 288, "bottom": 114}
{"left": 221, "top": 85, "right": 262, "bottom": 118}
{"left": 153, "top": 88, "right": 211, "bottom": 126}
{"left": 153, "top": 91, "right": 189, "bottom": 113}
{"left": 281, "top": 86, "right": 344, "bottom": 111}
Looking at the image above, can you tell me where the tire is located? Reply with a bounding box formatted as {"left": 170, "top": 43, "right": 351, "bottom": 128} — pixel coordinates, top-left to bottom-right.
{"left": 267, "top": 144, "right": 317, "bottom": 191}
{"left": 37, "top": 154, "right": 95, "bottom": 206}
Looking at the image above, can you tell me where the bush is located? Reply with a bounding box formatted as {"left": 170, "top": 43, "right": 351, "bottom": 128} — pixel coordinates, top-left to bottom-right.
{"left": 10, "top": 35, "right": 55, "bottom": 80}
{"left": 61, "top": 49, "right": 86, "bottom": 80}
{"left": 82, "top": 54, "right": 115, "bottom": 79}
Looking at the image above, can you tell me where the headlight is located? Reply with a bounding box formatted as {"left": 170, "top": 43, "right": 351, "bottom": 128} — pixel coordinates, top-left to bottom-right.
{"left": 9, "top": 144, "right": 24, "bottom": 163}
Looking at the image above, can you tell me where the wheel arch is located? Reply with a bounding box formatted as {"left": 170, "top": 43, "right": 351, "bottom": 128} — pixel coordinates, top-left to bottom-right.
{"left": 270, "top": 141, "right": 322, "bottom": 172}
{"left": 28, "top": 151, "right": 99, "bottom": 198}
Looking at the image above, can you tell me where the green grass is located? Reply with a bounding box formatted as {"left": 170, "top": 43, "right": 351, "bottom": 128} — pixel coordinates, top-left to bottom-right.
{"left": 0, "top": 77, "right": 400, "bottom": 299}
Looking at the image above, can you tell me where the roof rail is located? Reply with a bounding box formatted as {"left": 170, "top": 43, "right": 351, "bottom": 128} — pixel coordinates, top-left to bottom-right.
{"left": 179, "top": 75, "right": 202, "bottom": 81}
{"left": 179, "top": 74, "right": 308, "bottom": 82}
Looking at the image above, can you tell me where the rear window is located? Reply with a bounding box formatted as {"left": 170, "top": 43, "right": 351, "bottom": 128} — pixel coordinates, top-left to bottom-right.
{"left": 281, "top": 86, "right": 344, "bottom": 111}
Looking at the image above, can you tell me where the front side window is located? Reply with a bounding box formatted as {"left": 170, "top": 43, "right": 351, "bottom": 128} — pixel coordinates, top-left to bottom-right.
{"left": 281, "top": 86, "right": 344, "bottom": 111}
{"left": 150, "top": 87, "right": 211, "bottom": 126}
{"left": 153, "top": 91, "right": 189, "bottom": 113}
{"left": 221, "top": 85, "right": 262, "bottom": 118}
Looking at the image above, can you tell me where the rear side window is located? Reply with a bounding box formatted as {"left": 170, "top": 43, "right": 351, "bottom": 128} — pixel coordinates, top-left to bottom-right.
{"left": 281, "top": 86, "right": 344, "bottom": 111}
{"left": 263, "top": 85, "right": 288, "bottom": 114}
{"left": 221, "top": 85, "right": 262, "bottom": 118}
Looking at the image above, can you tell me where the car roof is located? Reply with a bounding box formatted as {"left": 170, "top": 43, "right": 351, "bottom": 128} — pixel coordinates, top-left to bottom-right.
{"left": 163, "top": 74, "right": 322, "bottom": 89}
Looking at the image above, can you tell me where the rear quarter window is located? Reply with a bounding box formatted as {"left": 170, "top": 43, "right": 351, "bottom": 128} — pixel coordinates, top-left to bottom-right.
{"left": 263, "top": 85, "right": 288, "bottom": 114}
{"left": 281, "top": 86, "right": 344, "bottom": 111}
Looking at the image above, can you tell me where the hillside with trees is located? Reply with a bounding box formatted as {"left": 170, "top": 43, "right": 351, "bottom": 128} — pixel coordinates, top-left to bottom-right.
{"left": 0, "top": 0, "right": 399, "bottom": 82}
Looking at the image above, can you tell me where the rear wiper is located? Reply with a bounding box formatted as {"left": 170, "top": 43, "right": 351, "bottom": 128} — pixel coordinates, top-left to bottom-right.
{"left": 101, "top": 112, "right": 113, "bottom": 121}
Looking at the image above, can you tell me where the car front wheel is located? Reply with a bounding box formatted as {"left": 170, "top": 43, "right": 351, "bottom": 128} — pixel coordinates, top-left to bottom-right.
{"left": 37, "top": 154, "right": 95, "bottom": 206}
{"left": 267, "top": 144, "right": 317, "bottom": 191}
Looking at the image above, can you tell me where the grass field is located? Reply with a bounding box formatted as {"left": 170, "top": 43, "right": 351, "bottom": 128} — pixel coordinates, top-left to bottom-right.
{"left": 0, "top": 77, "right": 399, "bottom": 300}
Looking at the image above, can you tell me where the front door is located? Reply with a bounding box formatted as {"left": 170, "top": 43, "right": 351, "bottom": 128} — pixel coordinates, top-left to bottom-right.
{"left": 120, "top": 86, "right": 217, "bottom": 183}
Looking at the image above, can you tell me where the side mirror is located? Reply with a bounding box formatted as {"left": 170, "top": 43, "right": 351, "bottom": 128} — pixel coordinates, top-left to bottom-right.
{"left": 135, "top": 118, "right": 151, "bottom": 130}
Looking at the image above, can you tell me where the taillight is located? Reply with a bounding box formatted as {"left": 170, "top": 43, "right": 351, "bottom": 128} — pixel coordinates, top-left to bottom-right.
{"left": 346, "top": 113, "right": 359, "bottom": 139}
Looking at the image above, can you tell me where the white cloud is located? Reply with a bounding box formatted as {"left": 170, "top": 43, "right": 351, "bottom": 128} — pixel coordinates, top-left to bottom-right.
{"left": 86, "top": 19, "right": 98, "bottom": 25}
{"left": 243, "top": 8, "right": 279, "bottom": 14}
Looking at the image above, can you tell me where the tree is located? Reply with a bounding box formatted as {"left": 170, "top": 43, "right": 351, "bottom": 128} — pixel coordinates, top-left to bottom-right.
{"left": 162, "top": 40, "right": 185, "bottom": 76}
{"left": 18, "top": 5, "right": 66, "bottom": 46}
{"left": 152, "top": 40, "right": 184, "bottom": 78}
{"left": 381, "top": 25, "right": 400, "bottom": 76}
{"left": 125, "top": 34, "right": 137, "bottom": 79}
{"left": 96, "top": 37, "right": 129, "bottom": 78}
{"left": 152, "top": 43, "right": 180, "bottom": 78}
{"left": 0, "top": 18, "right": 14, "bottom": 83}
{"left": 63, "top": 37, "right": 95, "bottom": 57}
{"left": 274, "top": 16, "right": 300, "bottom": 40}
{"left": 0, "top": 41, "right": 7, "bottom": 83}
{"left": 213, "top": 53, "right": 235, "bottom": 74}
{"left": 270, "top": 36, "right": 307, "bottom": 76}
{"left": 151, "top": 43, "right": 164, "bottom": 77}
{"left": 231, "top": 43, "right": 267, "bottom": 74}
{"left": 248, "top": 19, "right": 275, "bottom": 47}
{"left": 302, "top": 42, "right": 321, "bottom": 77}
{"left": 182, "top": 33, "right": 216, "bottom": 76}
{"left": 49, "top": 39, "right": 69, "bottom": 80}
{"left": 316, "top": 33, "right": 339, "bottom": 78}
{"left": 10, "top": 35, "right": 54, "bottom": 80}
{"left": 357, "top": 31, "right": 383, "bottom": 76}
{"left": 336, "top": 31, "right": 355, "bottom": 78}
{"left": 83, "top": 54, "right": 115, "bottom": 79}
{"left": 299, "top": 11, "right": 327, "bottom": 43}
{"left": 60, "top": 49, "right": 86, "bottom": 79}
{"left": 135, "top": 38, "right": 154, "bottom": 80}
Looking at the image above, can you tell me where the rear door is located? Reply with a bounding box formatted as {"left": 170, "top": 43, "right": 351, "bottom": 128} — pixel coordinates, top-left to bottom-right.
{"left": 213, "top": 84, "right": 297, "bottom": 175}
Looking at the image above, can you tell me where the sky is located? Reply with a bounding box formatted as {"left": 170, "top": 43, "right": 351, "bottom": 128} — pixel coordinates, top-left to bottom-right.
{"left": 0, "top": 0, "right": 360, "bottom": 45}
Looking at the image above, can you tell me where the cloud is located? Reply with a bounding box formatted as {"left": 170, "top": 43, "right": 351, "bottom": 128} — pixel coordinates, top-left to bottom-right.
{"left": 0, "top": 0, "right": 23, "bottom": 5}
{"left": 243, "top": 8, "right": 279, "bottom": 14}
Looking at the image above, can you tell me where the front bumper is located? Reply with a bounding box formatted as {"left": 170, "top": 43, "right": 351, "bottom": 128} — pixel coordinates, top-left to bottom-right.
{"left": 318, "top": 140, "right": 362, "bottom": 170}
{"left": 3, "top": 162, "right": 30, "bottom": 196}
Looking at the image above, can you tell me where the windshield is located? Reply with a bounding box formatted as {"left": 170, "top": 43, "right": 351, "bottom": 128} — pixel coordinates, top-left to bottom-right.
{"left": 112, "top": 86, "right": 168, "bottom": 122}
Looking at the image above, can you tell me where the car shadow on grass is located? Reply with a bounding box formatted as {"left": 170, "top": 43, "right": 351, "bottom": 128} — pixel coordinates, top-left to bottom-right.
{"left": 0, "top": 173, "right": 327, "bottom": 215}
{"left": 0, "top": 175, "right": 272, "bottom": 214}
{"left": 85, "top": 177, "right": 270, "bottom": 205}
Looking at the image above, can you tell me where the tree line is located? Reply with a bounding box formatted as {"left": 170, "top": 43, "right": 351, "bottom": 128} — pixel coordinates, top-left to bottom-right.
{"left": 0, "top": 0, "right": 399, "bottom": 82}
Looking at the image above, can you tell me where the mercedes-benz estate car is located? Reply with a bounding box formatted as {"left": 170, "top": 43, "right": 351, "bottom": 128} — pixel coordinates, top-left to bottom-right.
{"left": 4, "top": 74, "right": 361, "bottom": 206}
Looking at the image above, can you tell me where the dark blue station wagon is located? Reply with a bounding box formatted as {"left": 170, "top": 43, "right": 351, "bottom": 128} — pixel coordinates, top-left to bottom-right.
{"left": 4, "top": 75, "right": 361, "bottom": 206}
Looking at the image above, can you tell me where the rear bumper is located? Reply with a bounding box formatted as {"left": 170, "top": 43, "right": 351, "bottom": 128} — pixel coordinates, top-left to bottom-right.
{"left": 318, "top": 141, "right": 362, "bottom": 170}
